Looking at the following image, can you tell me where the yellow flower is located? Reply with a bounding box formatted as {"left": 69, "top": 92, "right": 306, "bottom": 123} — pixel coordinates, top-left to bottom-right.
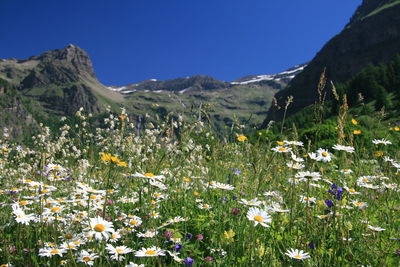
{"left": 276, "top": 141, "right": 284, "bottom": 145}
{"left": 222, "top": 229, "right": 235, "bottom": 243}
{"left": 258, "top": 132, "right": 262, "bottom": 136}
{"left": 119, "top": 115, "right": 126, "bottom": 121}
{"left": 351, "top": 118, "right": 358, "bottom": 125}
{"left": 237, "top": 135, "right": 247, "bottom": 142}
{"left": 353, "top": 130, "right": 361, "bottom": 135}
{"left": 395, "top": 127, "right": 400, "bottom": 132}
{"left": 375, "top": 151, "right": 384, "bottom": 157}
{"left": 117, "top": 161, "right": 127, "bottom": 167}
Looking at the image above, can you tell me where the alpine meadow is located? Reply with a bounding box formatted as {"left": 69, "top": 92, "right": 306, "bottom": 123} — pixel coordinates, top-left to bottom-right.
{"left": 1, "top": 0, "right": 400, "bottom": 266}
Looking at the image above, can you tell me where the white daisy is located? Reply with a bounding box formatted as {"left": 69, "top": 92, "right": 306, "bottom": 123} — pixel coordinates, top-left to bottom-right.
{"left": 135, "top": 246, "right": 166, "bottom": 257}
{"left": 332, "top": 144, "right": 355, "bottom": 153}
{"left": 87, "top": 217, "right": 115, "bottom": 241}
{"left": 77, "top": 250, "right": 99, "bottom": 266}
{"left": 316, "top": 148, "right": 332, "bottom": 162}
{"left": 372, "top": 139, "right": 392, "bottom": 145}
{"left": 271, "top": 146, "right": 292, "bottom": 153}
{"left": 285, "top": 248, "right": 311, "bottom": 260}
{"left": 38, "top": 247, "right": 67, "bottom": 258}
{"left": 246, "top": 207, "right": 272, "bottom": 227}
{"left": 130, "top": 172, "right": 165, "bottom": 181}
{"left": 137, "top": 230, "right": 157, "bottom": 238}
{"left": 350, "top": 200, "right": 368, "bottom": 208}
{"left": 106, "top": 244, "right": 133, "bottom": 261}
{"left": 238, "top": 198, "right": 264, "bottom": 207}
{"left": 367, "top": 225, "right": 385, "bottom": 232}
{"left": 291, "top": 152, "right": 305, "bottom": 162}
{"left": 286, "top": 161, "right": 305, "bottom": 169}
{"left": 125, "top": 262, "right": 145, "bottom": 267}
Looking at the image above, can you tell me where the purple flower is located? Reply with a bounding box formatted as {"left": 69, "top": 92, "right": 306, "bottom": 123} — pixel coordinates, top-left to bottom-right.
{"left": 308, "top": 241, "right": 315, "bottom": 249}
{"left": 232, "top": 207, "right": 239, "bottom": 215}
{"left": 184, "top": 257, "right": 194, "bottom": 266}
{"left": 328, "top": 184, "right": 344, "bottom": 200}
{"left": 196, "top": 234, "right": 204, "bottom": 240}
{"left": 232, "top": 168, "right": 241, "bottom": 175}
{"left": 174, "top": 244, "right": 183, "bottom": 252}
{"left": 325, "top": 199, "right": 334, "bottom": 208}
{"left": 185, "top": 233, "right": 193, "bottom": 241}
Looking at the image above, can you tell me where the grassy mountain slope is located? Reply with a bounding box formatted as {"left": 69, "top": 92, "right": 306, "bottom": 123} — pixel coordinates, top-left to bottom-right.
{"left": 264, "top": 0, "right": 400, "bottom": 124}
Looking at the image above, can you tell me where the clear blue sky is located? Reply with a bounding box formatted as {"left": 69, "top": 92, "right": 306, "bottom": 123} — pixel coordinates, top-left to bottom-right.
{"left": 1, "top": 0, "right": 361, "bottom": 85}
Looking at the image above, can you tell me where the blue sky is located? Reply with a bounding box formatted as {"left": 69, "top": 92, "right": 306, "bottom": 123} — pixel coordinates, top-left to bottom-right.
{"left": 1, "top": 0, "right": 361, "bottom": 85}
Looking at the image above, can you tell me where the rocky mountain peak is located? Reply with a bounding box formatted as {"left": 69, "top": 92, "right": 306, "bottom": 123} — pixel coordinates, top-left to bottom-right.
{"left": 28, "top": 44, "right": 96, "bottom": 78}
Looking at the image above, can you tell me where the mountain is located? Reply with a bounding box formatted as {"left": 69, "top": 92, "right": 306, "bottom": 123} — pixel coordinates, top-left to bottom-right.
{"left": 0, "top": 44, "right": 123, "bottom": 116}
{"left": 106, "top": 65, "right": 305, "bottom": 130}
{"left": 264, "top": 0, "right": 400, "bottom": 124}
{"left": 0, "top": 45, "right": 304, "bottom": 137}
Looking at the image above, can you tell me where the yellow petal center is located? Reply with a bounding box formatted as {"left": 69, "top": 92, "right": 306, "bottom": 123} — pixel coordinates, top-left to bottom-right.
{"left": 83, "top": 256, "right": 91, "bottom": 262}
{"left": 144, "top": 173, "right": 154, "bottom": 177}
{"left": 145, "top": 250, "right": 156, "bottom": 255}
{"left": 94, "top": 223, "right": 105, "bottom": 232}
{"left": 51, "top": 207, "right": 61, "bottom": 212}
{"left": 254, "top": 215, "right": 263, "bottom": 222}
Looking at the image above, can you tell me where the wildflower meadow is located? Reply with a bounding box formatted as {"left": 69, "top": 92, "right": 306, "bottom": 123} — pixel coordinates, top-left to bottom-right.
{"left": 0, "top": 107, "right": 399, "bottom": 266}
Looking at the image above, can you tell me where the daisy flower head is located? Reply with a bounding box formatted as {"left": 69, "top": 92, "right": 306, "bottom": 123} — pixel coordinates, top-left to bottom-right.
{"left": 300, "top": 196, "right": 316, "bottom": 205}
{"left": 12, "top": 205, "right": 36, "bottom": 225}
{"left": 367, "top": 225, "right": 385, "bottom": 232}
{"left": 340, "top": 169, "right": 353, "bottom": 175}
{"left": 130, "top": 172, "right": 165, "bottom": 181}
{"left": 126, "top": 215, "right": 142, "bottom": 227}
{"left": 272, "top": 146, "right": 292, "bottom": 153}
{"left": 372, "top": 138, "right": 392, "bottom": 145}
{"left": 316, "top": 148, "right": 332, "bottom": 162}
{"left": 38, "top": 247, "right": 67, "bottom": 258}
{"left": 135, "top": 246, "right": 166, "bottom": 257}
{"left": 332, "top": 144, "right": 355, "bottom": 153}
{"left": 286, "top": 161, "right": 305, "bottom": 170}
{"left": 283, "top": 140, "right": 304, "bottom": 146}
{"left": 291, "top": 152, "right": 305, "bottom": 162}
{"left": 88, "top": 217, "right": 115, "bottom": 241}
{"left": 246, "top": 207, "right": 272, "bottom": 227}
{"left": 125, "top": 263, "right": 145, "bottom": 267}
{"left": 137, "top": 230, "right": 157, "bottom": 238}
{"left": 351, "top": 199, "right": 368, "bottom": 208}
{"left": 106, "top": 244, "right": 133, "bottom": 261}
{"left": 344, "top": 186, "right": 361, "bottom": 195}
{"left": 198, "top": 203, "right": 212, "bottom": 210}
{"left": 285, "top": 248, "right": 311, "bottom": 260}
{"left": 238, "top": 198, "right": 264, "bottom": 207}
{"left": 295, "top": 171, "right": 322, "bottom": 181}
{"left": 77, "top": 250, "right": 99, "bottom": 266}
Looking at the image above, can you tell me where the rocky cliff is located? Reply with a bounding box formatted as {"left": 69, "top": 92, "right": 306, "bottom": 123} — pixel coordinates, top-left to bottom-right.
{"left": 264, "top": 0, "right": 400, "bottom": 123}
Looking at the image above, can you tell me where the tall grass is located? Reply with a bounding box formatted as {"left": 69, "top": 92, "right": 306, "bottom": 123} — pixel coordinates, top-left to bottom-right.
{"left": 0, "top": 106, "right": 399, "bottom": 266}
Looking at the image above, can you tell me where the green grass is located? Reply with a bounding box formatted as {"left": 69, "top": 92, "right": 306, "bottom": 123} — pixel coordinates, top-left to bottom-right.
{"left": 0, "top": 108, "right": 399, "bottom": 266}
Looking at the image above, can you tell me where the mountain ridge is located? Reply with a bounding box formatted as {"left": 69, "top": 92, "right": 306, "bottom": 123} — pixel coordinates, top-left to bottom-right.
{"left": 264, "top": 0, "right": 400, "bottom": 124}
